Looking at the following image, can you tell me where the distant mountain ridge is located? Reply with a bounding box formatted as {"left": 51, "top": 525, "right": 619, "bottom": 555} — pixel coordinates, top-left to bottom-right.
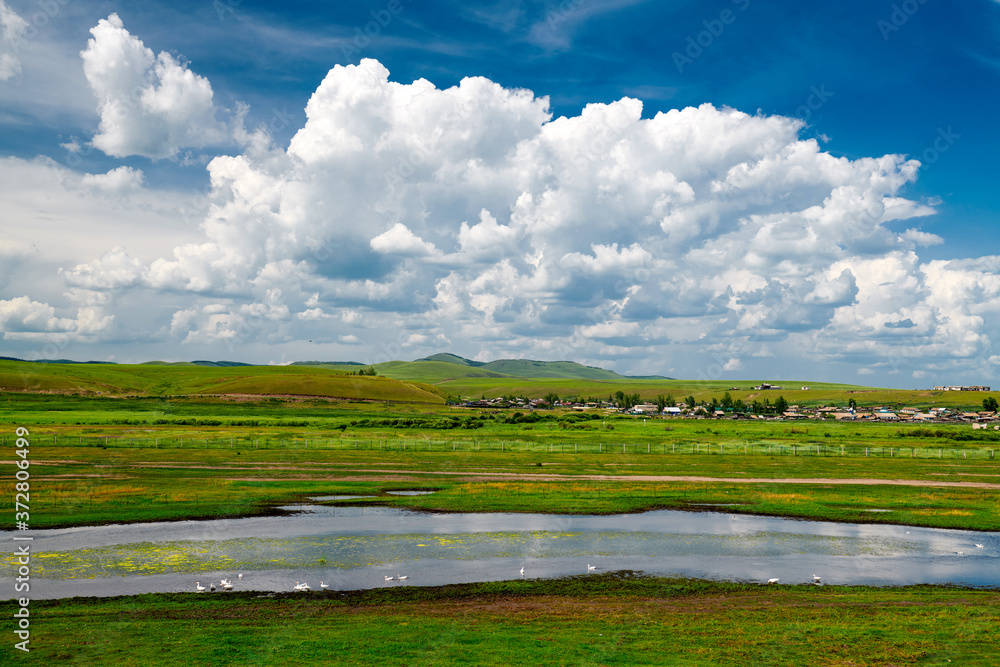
{"left": 0, "top": 353, "right": 670, "bottom": 380}
{"left": 415, "top": 353, "right": 671, "bottom": 380}
{"left": 291, "top": 360, "right": 365, "bottom": 367}
{"left": 0, "top": 356, "right": 116, "bottom": 364}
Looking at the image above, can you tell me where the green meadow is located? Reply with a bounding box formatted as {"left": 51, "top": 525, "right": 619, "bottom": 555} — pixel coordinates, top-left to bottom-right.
{"left": 5, "top": 576, "right": 998, "bottom": 666}
{"left": 3, "top": 360, "right": 999, "bottom": 664}
{"left": 0, "top": 359, "right": 447, "bottom": 403}
{"left": 4, "top": 389, "right": 999, "bottom": 531}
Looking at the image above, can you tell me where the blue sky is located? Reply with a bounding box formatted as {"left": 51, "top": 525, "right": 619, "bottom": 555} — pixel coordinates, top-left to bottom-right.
{"left": 1, "top": 0, "right": 999, "bottom": 387}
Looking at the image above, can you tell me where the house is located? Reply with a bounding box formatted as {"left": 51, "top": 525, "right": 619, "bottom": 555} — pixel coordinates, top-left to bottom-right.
{"left": 934, "top": 385, "right": 991, "bottom": 392}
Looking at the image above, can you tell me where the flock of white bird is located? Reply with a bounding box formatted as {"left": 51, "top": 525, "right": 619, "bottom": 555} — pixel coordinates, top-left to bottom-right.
{"left": 196, "top": 573, "right": 243, "bottom": 592}
{"left": 197, "top": 540, "right": 989, "bottom": 593}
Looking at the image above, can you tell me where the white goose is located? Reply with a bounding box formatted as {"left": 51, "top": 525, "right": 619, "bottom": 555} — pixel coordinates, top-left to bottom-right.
{"left": 397, "top": 574, "right": 408, "bottom": 580}
{"left": 587, "top": 564, "right": 597, "bottom": 572}
{"left": 766, "top": 578, "right": 779, "bottom": 585}
{"left": 196, "top": 582, "right": 205, "bottom": 592}
{"left": 222, "top": 581, "right": 233, "bottom": 591}
{"left": 384, "top": 575, "right": 395, "bottom": 582}
{"left": 320, "top": 581, "right": 329, "bottom": 589}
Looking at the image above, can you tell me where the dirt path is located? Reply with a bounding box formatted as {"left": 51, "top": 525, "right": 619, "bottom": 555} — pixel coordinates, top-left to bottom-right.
{"left": 326, "top": 468, "right": 1000, "bottom": 489}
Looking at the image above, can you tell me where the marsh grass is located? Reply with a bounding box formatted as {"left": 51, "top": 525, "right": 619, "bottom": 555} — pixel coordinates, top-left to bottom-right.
{"left": 9, "top": 441, "right": 1000, "bottom": 530}
{"left": 4, "top": 392, "right": 1000, "bottom": 529}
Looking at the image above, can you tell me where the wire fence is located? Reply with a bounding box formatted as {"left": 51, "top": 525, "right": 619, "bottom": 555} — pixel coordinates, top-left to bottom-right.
{"left": 4, "top": 434, "right": 997, "bottom": 460}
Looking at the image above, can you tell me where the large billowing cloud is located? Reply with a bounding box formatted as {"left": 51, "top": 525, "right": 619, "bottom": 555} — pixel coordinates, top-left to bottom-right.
{"left": 52, "top": 56, "right": 1000, "bottom": 381}
{"left": 80, "top": 14, "right": 227, "bottom": 159}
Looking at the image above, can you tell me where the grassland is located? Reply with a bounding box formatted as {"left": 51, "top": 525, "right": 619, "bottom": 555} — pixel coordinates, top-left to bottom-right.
{"left": 6, "top": 576, "right": 998, "bottom": 665}
{"left": 6, "top": 391, "right": 1000, "bottom": 531}
{"left": 3, "top": 371, "right": 999, "bottom": 664}
{"left": 13, "top": 439, "right": 1000, "bottom": 530}
{"left": 0, "top": 360, "right": 447, "bottom": 403}
{"left": 6, "top": 357, "right": 1000, "bottom": 411}
{"left": 0, "top": 394, "right": 1000, "bottom": 530}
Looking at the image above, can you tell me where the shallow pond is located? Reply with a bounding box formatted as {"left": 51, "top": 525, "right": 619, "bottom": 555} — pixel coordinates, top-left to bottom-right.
{"left": 3, "top": 507, "right": 997, "bottom": 600}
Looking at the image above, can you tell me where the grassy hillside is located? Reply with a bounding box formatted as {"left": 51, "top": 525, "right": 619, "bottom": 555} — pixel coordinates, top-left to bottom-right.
{"left": 478, "top": 359, "right": 625, "bottom": 380}
{"left": 0, "top": 360, "right": 446, "bottom": 403}
{"left": 374, "top": 360, "right": 510, "bottom": 382}
{"left": 410, "top": 354, "right": 660, "bottom": 381}
{"left": 3, "top": 358, "right": 996, "bottom": 410}
{"left": 291, "top": 354, "right": 669, "bottom": 383}
{"left": 417, "top": 353, "right": 486, "bottom": 366}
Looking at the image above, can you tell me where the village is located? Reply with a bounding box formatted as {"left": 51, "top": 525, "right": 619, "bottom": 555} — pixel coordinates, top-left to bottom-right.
{"left": 461, "top": 383, "right": 1000, "bottom": 425}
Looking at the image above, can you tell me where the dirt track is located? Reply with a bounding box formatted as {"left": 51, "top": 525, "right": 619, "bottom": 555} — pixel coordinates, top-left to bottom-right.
{"left": 326, "top": 468, "right": 1000, "bottom": 489}
{"left": 84, "top": 462, "right": 1000, "bottom": 489}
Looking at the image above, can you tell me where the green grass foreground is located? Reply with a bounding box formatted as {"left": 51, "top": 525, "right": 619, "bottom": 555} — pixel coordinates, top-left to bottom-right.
{"left": 6, "top": 575, "right": 998, "bottom": 665}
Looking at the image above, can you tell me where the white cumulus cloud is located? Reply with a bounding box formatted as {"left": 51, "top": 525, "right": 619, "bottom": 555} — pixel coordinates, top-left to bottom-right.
{"left": 37, "top": 58, "right": 1000, "bottom": 381}
{"left": 81, "top": 14, "right": 228, "bottom": 159}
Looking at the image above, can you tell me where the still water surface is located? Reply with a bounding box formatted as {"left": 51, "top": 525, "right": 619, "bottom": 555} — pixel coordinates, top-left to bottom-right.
{"left": 4, "top": 506, "right": 997, "bottom": 599}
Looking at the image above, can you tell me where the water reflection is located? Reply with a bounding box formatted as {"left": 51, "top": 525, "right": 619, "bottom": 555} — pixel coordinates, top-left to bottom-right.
{"left": 3, "top": 508, "right": 997, "bottom": 600}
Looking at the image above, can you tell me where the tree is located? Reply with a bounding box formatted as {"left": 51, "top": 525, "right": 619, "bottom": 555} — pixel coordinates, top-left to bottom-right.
{"left": 655, "top": 394, "right": 668, "bottom": 413}
{"left": 774, "top": 395, "right": 789, "bottom": 414}
{"left": 848, "top": 398, "right": 857, "bottom": 410}
{"left": 720, "top": 391, "right": 734, "bottom": 411}
{"left": 543, "top": 392, "right": 560, "bottom": 408}
{"left": 686, "top": 395, "right": 696, "bottom": 409}
{"left": 984, "top": 396, "right": 999, "bottom": 412}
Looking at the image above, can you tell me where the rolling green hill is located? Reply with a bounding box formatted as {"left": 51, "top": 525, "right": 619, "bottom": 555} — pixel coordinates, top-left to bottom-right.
{"left": 2, "top": 356, "right": 994, "bottom": 410}
{"left": 478, "top": 359, "right": 625, "bottom": 380}
{"left": 416, "top": 353, "right": 486, "bottom": 367}
{"left": 413, "top": 353, "right": 670, "bottom": 380}
{"left": 0, "top": 360, "right": 446, "bottom": 403}
{"left": 372, "top": 360, "right": 509, "bottom": 382}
